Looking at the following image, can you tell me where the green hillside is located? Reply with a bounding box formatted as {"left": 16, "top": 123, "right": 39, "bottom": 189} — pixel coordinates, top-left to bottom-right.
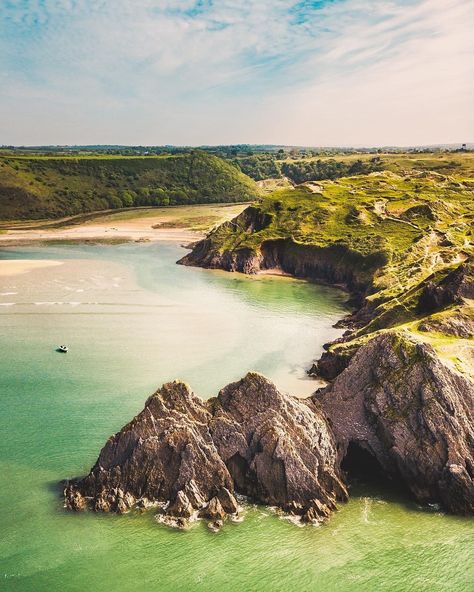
{"left": 208, "top": 170, "right": 473, "bottom": 272}
{"left": 184, "top": 162, "right": 473, "bottom": 377}
{"left": 233, "top": 151, "right": 474, "bottom": 183}
{"left": 0, "top": 152, "right": 258, "bottom": 220}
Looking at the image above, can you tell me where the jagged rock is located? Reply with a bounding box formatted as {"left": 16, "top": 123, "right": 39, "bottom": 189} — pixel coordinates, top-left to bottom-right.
{"left": 418, "top": 260, "right": 473, "bottom": 314}
{"left": 302, "top": 498, "right": 334, "bottom": 523}
{"left": 182, "top": 479, "right": 206, "bottom": 509}
{"left": 207, "top": 519, "right": 223, "bottom": 532}
{"left": 63, "top": 373, "right": 347, "bottom": 526}
{"left": 168, "top": 491, "right": 194, "bottom": 519}
{"left": 315, "top": 332, "right": 474, "bottom": 514}
{"left": 418, "top": 309, "right": 474, "bottom": 338}
{"left": 65, "top": 380, "right": 233, "bottom": 520}
{"left": 202, "top": 496, "right": 226, "bottom": 520}
{"left": 210, "top": 373, "right": 348, "bottom": 519}
{"left": 309, "top": 346, "right": 355, "bottom": 380}
{"left": 136, "top": 497, "right": 154, "bottom": 509}
{"left": 63, "top": 486, "right": 87, "bottom": 511}
{"left": 217, "top": 487, "right": 239, "bottom": 514}
{"left": 64, "top": 340, "right": 474, "bottom": 525}
{"left": 94, "top": 495, "right": 110, "bottom": 513}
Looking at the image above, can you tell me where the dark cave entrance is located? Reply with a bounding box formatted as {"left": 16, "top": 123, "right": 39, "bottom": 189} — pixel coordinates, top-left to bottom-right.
{"left": 341, "top": 442, "right": 411, "bottom": 500}
{"left": 341, "top": 442, "right": 386, "bottom": 483}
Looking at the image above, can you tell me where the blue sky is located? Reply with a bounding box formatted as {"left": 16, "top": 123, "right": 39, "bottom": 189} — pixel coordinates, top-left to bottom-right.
{"left": 0, "top": 0, "right": 472, "bottom": 145}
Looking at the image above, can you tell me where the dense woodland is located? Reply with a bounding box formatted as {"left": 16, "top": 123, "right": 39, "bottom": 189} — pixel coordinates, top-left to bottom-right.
{"left": 233, "top": 155, "right": 384, "bottom": 182}
{"left": 0, "top": 152, "right": 257, "bottom": 219}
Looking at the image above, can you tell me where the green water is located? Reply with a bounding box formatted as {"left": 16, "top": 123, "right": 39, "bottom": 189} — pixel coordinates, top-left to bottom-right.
{"left": 0, "top": 243, "right": 473, "bottom": 592}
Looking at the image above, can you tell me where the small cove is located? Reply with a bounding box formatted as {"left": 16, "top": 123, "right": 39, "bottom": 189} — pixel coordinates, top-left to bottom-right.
{"left": 1, "top": 242, "right": 473, "bottom": 592}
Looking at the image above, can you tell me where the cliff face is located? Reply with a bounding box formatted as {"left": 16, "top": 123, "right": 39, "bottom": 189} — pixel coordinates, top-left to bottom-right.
{"left": 65, "top": 373, "right": 348, "bottom": 528}
{"left": 179, "top": 209, "right": 382, "bottom": 299}
{"left": 315, "top": 332, "right": 474, "bottom": 514}
{"left": 210, "top": 373, "right": 347, "bottom": 519}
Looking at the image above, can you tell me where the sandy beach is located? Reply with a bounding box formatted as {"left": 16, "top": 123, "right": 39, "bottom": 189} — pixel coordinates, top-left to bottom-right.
{"left": 0, "top": 259, "right": 63, "bottom": 277}
{"left": 0, "top": 203, "right": 247, "bottom": 246}
{"left": 0, "top": 224, "right": 202, "bottom": 245}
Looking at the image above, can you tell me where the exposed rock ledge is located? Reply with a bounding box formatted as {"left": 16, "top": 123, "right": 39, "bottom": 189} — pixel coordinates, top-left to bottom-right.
{"left": 64, "top": 333, "right": 474, "bottom": 527}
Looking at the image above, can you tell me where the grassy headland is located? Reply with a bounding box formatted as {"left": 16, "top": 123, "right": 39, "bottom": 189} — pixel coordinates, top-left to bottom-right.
{"left": 0, "top": 152, "right": 257, "bottom": 220}
{"left": 181, "top": 153, "right": 474, "bottom": 378}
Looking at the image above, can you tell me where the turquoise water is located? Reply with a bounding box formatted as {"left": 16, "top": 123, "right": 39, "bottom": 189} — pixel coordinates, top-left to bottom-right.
{"left": 0, "top": 243, "right": 473, "bottom": 592}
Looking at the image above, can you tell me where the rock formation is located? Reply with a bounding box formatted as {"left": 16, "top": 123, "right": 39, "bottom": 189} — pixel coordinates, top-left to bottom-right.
{"left": 64, "top": 373, "right": 348, "bottom": 528}
{"left": 64, "top": 381, "right": 235, "bottom": 528}
{"left": 314, "top": 332, "right": 474, "bottom": 514}
{"left": 210, "top": 373, "right": 347, "bottom": 522}
{"left": 64, "top": 193, "right": 474, "bottom": 528}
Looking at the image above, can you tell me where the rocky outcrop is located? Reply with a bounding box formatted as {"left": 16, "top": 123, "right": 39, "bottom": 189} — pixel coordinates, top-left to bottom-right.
{"left": 179, "top": 238, "right": 262, "bottom": 274}
{"left": 210, "top": 373, "right": 348, "bottom": 522}
{"left": 308, "top": 338, "right": 358, "bottom": 380}
{"left": 64, "top": 336, "right": 474, "bottom": 525}
{"left": 64, "top": 373, "right": 347, "bottom": 527}
{"left": 178, "top": 205, "right": 387, "bottom": 300}
{"left": 417, "top": 260, "right": 474, "bottom": 314}
{"left": 170, "top": 199, "right": 474, "bottom": 522}
{"left": 64, "top": 381, "right": 236, "bottom": 527}
{"left": 418, "top": 310, "right": 474, "bottom": 338}
{"left": 180, "top": 237, "right": 376, "bottom": 300}
{"left": 314, "top": 332, "right": 474, "bottom": 514}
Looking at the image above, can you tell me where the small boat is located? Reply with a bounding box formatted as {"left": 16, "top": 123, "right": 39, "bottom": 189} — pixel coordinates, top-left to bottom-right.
{"left": 57, "top": 345, "right": 69, "bottom": 353}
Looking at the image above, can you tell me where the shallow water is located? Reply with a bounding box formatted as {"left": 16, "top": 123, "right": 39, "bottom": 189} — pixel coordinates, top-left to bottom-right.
{"left": 0, "top": 243, "right": 473, "bottom": 592}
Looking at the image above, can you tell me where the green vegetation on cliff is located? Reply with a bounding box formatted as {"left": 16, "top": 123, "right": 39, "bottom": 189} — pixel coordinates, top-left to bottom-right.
{"left": 233, "top": 151, "right": 474, "bottom": 184}
{"left": 184, "top": 154, "right": 474, "bottom": 378}
{"left": 207, "top": 170, "right": 472, "bottom": 274}
{"left": 0, "top": 152, "right": 258, "bottom": 220}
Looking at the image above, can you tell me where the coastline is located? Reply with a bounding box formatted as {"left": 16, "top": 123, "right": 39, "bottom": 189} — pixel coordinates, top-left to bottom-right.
{"left": 0, "top": 203, "right": 247, "bottom": 247}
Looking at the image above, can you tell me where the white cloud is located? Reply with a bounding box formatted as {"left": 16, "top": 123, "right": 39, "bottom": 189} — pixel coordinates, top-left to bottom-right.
{"left": 0, "top": 0, "right": 472, "bottom": 145}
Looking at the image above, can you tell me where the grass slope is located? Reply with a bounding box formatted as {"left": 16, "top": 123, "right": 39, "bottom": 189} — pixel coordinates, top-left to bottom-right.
{"left": 0, "top": 152, "right": 258, "bottom": 220}
{"left": 200, "top": 157, "right": 474, "bottom": 376}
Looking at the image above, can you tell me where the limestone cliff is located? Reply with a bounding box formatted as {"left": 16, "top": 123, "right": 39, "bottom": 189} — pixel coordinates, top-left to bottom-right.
{"left": 64, "top": 172, "right": 474, "bottom": 527}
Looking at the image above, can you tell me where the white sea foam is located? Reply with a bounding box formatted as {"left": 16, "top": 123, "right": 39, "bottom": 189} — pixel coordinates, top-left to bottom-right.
{"left": 0, "top": 302, "right": 15, "bottom": 306}
{"left": 34, "top": 301, "right": 66, "bottom": 306}
{"left": 0, "top": 292, "right": 17, "bottom": 296}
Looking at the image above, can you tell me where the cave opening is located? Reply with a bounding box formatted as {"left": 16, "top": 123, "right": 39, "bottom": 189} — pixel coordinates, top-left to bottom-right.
{"left": 341, "top": 442, "right": 411, "bottom": 500}
{"left": 341, "top": 442, "right": 386, "bottom": 483}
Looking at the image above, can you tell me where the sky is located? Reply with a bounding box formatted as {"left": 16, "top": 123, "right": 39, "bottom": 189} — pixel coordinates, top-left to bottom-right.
{"left": 0, "top": 0, "right": 473, "bottom": 146}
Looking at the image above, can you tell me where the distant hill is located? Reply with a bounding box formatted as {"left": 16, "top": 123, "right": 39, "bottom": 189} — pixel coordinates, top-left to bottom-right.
{"left": 0, "top": 152, "right": 258, "bottom": 220}
{"left": 232, "top": 151, "right": 474, "bottom": 182}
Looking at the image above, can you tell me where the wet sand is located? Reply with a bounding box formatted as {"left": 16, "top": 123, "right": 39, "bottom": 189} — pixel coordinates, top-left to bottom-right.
{"left": 0, "top": 225, "right": 202, "bottom": 245}
{"left": 0, "top": 259, "right": 63, "bottom": 277}
{"left": 0, "top": 203, "right": 247, "bottom": 246}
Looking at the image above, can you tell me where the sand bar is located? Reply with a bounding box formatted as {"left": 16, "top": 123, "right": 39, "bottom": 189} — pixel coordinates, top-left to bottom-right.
{"left": 0, "top": 259, "right": 63, "bottom": 277}
{"left": 0, "top": 204, "right": 247, "bottom": 246}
